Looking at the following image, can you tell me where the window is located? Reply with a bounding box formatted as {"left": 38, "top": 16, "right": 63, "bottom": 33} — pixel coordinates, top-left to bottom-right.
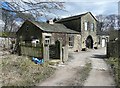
{"left": 91, "top": 23, "right": 94, "bottom": 31}
{"left": 84, "top": 22, "right": 88, "bottom": 30}
{"left": 45, "top": 36, "right": 50, "bottom": 44}
{"left": 98, "top": 37, "right": 101, "bottom": 44}
{"left": 69, "top": 35, "right": 74, "bottom": 47}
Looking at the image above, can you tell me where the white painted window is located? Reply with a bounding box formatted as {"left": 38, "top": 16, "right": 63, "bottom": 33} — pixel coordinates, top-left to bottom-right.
{"left": 69, "top": 35, "right": 74, "bottom": 47}
{"left": 84, "top": 22, "right": 88, "bottom": 31}
{"left": 91, "top": 23, "right": 94, "bottom": 31}
{"left": 45, "top": 36, "right": 50, "bottom": 45}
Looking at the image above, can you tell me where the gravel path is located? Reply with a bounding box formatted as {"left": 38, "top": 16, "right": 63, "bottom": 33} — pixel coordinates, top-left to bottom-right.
{"left": 39, "top": 51, "right": 88, "bottom": 86}
{"left": 84, "top": 48, "right": 115, "bottom": 86}
{"left": 39, "top": 48, "right": 115, "bottom": 86}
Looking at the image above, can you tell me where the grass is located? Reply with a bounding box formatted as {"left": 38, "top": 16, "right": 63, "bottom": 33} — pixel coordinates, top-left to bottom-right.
{"left": 1, "top": 55, "right": 56, "bottom": 86}
{"left": 105, "top": 57, "right": 119, "bottom": 87}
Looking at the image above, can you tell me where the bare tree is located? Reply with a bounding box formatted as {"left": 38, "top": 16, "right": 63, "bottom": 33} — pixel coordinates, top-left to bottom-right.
{"left": 2, "top": 0, "right": 65, "bottom": 21}
{"left": 1, "top": 0, "right": 66, "bottom": 34}
{"left": 1, "top": 0, "right": 66, "bottom": 49}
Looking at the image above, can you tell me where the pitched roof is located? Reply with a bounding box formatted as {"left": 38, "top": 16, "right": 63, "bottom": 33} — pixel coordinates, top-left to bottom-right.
{"left": 56, "top": 12, "right": 98, "bottom": 22}
{"left": 21, "top": 20, "right": 79, "bottom": 34}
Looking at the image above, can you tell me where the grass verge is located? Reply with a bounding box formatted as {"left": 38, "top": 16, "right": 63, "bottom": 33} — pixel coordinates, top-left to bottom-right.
{"left": 105, "top": 57, "right": 119, "bottom": 87}
{"left": 1, "top": 56, "right": 56, "bottom": 86}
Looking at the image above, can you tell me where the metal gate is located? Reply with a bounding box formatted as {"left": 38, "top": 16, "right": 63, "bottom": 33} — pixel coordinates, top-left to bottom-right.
{"left": 49, "top": 40, "right": 60, "bottom": 59}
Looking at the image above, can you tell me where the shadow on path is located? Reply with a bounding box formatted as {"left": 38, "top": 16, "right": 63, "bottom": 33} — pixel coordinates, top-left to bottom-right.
{"left": 91, "top": 54, "right": 107, "bottom": 59}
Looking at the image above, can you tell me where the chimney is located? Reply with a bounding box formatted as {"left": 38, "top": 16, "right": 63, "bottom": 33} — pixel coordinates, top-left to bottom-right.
{"left": 49, "top": 19, "right": 54, "bottom": 24}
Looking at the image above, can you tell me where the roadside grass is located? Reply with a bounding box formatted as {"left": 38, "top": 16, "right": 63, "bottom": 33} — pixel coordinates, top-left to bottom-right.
{"left": 1, "top": 55, "right": 56, "bottom": 86}
{"left": 105, "top": 57, "right": 119, "bottom": 87}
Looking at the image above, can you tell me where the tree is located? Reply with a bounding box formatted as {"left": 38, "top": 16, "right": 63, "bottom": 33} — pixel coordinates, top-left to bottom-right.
{"left": 1, "top": 0, "right": 66, "bottom": 48}
{"left": 2, "top": 0, "right": 65, "bottom": 21}
{"left": 1, "top": 0, "right": 66, "bottom": 34}
{"left": 96, "top": 14, "right": 118, "bottom": 31}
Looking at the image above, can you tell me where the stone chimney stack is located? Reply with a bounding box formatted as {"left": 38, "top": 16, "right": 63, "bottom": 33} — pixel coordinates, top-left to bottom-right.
{"left": 49, "top": 19, "right": 54, "bottom": 24}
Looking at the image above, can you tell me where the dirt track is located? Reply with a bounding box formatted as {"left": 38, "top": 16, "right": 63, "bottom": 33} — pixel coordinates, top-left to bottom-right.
{"left": 39, "top": 48, "right": 115, "bottom": 86}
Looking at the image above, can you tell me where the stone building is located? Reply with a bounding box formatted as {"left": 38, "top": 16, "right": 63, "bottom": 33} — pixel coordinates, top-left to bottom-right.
{"left": 16, "top": 20, "right": 79, "bottom": 62}
{"left": 56, "top": 12, "right": 98, "bottom": 51}
{"left": 16, "top": 12, "right": 100, "bottom": 62}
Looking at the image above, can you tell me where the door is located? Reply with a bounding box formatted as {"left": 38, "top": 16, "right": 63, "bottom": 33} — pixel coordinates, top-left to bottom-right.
{"left": 49, "top": 40, "right": 60, "bottom": 59}
{"left": 86, "top": 35, "right": 93, "bottom": 49}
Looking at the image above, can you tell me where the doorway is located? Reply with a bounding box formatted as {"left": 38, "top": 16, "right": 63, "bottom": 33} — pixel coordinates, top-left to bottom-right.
{"left": 86, "top": 35, "right": 93, "bottom": 49}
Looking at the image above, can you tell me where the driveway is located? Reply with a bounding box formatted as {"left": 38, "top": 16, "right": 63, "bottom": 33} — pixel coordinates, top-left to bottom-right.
{"left": 84, "top": 48, "right": 115, "bottom": 86}
{"left": 38, "top": 48, "right": 115, "bottom": 86}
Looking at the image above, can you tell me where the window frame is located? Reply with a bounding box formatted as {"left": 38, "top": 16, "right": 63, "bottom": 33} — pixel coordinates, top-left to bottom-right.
{"left": 91, "top": 23, "right": 94, "bottom": 31}
{"left": 84, "top": 22, "right": 88, "bottom": 31}
{"left": 69, "top": 35, "right": 74, "bottom": 47}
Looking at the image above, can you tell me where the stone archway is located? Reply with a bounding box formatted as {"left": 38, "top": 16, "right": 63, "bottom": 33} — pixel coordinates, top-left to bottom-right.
{"left": 86, "top": 35, "right": 93, "bottom": 49}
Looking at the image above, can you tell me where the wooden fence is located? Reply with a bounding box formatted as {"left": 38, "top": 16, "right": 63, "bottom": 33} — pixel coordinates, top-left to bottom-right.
{"left": 107, "top": 41, "right": 120, "bottom": 58}
{"left": 20, "top": 44, "right": 43, "bottom": 58}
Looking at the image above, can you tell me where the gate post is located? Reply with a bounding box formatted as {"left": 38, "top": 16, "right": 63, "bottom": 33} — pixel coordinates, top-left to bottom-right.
{"left": 43, "top": 44, "right": 49, "bottom": 61}
{"left": 61, "top": 35, "right": 69, "bottom": 63}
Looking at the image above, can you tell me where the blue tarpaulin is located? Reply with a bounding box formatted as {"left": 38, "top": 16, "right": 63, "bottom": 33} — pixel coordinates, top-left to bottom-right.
{"left": 32, "top": 57, "right": 44, "bottom": 64}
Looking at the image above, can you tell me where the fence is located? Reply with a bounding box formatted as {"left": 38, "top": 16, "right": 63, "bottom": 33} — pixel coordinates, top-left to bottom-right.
{"left": 0, "top": 37, "right": 12, "bottom": 48}
{"left": 20, "top": 44, "right": 43, "bottom": 58}
{"left": 107, "top": 40, "right": 120, "bottom": 58}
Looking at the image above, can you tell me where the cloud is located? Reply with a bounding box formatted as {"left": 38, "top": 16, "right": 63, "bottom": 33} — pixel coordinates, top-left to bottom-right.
{"left": 1, "top": 0, "right": 119, "bottom": 18}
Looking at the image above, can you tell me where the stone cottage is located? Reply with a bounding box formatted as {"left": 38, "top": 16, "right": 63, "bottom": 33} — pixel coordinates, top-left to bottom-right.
{"left": 16, "top": 20, "right": 79, "bottom": 62}
{"left": 56, "top": 12, "right": 98, "bottom": 51}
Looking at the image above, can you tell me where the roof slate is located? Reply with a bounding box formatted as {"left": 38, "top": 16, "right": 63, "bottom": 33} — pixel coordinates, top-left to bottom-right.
{"left": 56, "top": 12, "right": 98, "bottom": 22}
{"left": 30, "top": 21, "right": 79, "bottom": 34}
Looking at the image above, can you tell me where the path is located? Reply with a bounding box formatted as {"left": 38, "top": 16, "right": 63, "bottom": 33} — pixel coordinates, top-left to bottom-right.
{"left": 38, "top": 48, "right": 115, "bottom": 86}
{"left": 39, "top": 50, "right": 91, "bottom": 86}
{"left": 84, "top": 48, "right": 115, "bottom": 86}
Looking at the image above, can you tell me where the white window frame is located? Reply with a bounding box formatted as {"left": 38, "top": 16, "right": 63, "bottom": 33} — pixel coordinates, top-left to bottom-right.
{"left": 84, "top": 22, "right": 88, "bottom": 31}
{"left": 91, "top": 23, "right": 94, "bottom": 31}
{"left": 69, "top": 35, "right": 74, "bottom": 47}
{"left": 45, "top": 36, "right": 51, "bottom": 45}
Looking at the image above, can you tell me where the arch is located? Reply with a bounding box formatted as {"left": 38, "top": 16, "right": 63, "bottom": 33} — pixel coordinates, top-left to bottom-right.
{"left": 86, "top": 35, "right": 93, "bottom": 49}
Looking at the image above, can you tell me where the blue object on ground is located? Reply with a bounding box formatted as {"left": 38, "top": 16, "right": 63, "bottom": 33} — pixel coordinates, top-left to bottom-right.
{"left": 32, "top": 57, "right": 44, "bottom": 64}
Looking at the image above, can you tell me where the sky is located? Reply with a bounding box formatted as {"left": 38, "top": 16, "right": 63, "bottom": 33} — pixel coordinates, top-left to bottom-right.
{"left": 0, "top": 0, "right": 120, "bottom": 19}
{"left": 65, "top": 2, "right": 118, "bottom": 15}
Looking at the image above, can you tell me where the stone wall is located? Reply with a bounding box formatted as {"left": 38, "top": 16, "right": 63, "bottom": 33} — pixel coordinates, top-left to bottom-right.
{"left": 68, "top": 34, "right": 81, "bottom": 52}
